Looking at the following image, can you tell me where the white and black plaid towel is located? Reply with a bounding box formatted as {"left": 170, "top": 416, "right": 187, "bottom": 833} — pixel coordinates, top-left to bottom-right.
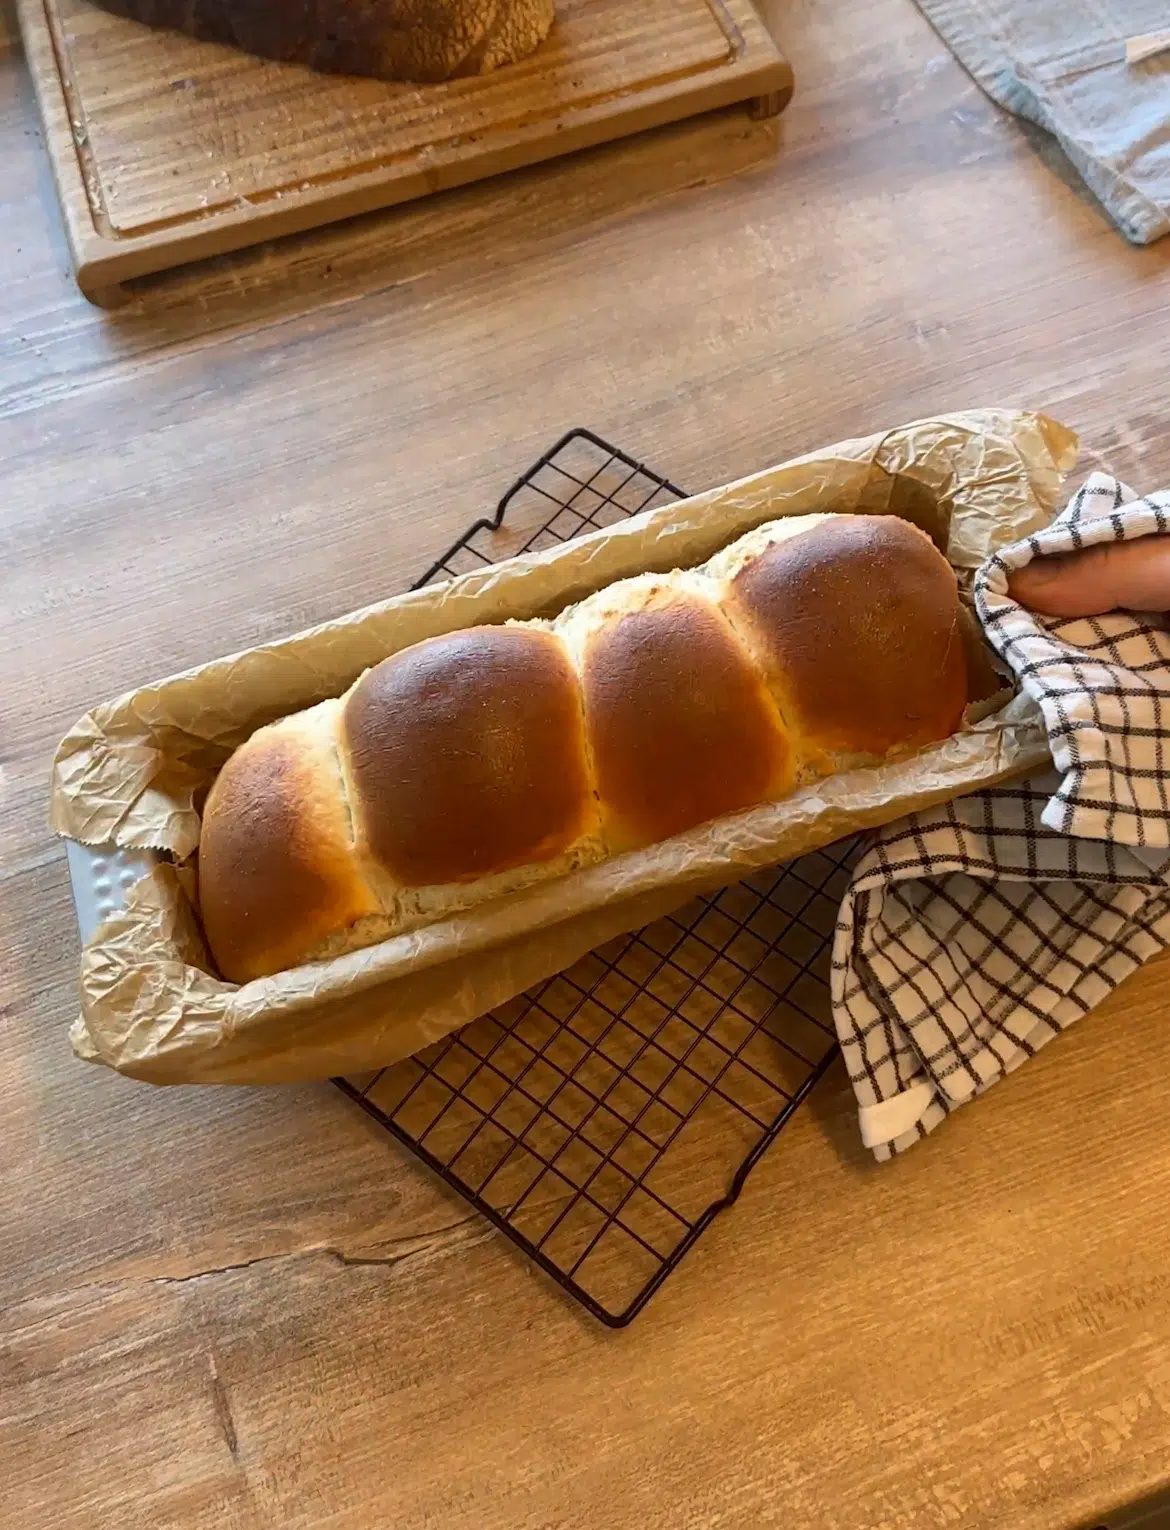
{"left": 833, "top": 473, "right": 1170, "bottom": 1159}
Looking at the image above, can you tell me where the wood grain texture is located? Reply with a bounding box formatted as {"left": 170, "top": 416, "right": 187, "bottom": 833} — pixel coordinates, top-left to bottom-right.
{"left": 4, "top": 0, "right": 1170, "bottom": 1524}
{"left": 16, "top": 0, "right": 791, "bottom": 297}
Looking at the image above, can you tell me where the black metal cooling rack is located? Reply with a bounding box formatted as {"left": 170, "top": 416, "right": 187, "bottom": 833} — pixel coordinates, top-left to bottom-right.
{"left": 334, "top": 429, "right": 850, "bottom": 1327}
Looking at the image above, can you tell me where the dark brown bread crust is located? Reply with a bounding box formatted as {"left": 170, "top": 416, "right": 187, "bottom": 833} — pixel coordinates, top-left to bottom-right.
{"left": 581, "top": 593, "right": 793, "bottom": 851}
{"left": 726, "top": 515, "right": 967, "bottom": 761}
{"left": 86, "top": 0, "right": 556, "bottom": 82}
{"left": 343, "top": 626, "right": 593, "bottom": 886}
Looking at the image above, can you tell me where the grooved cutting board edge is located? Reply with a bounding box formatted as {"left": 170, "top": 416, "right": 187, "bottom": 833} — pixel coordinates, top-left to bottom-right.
{"left": 17, "top": 0, "right": 792, "bottom": 304}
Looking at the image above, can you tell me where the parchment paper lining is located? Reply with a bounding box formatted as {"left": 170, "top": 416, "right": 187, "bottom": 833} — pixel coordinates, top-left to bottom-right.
{"left": 51, "top": 409, "right": 1077, "bottom": 1084}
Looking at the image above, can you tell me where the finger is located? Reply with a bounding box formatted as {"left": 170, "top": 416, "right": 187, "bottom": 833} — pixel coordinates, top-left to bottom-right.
{"left": 1008, "top": 539, "right": 1170, "bottom": 617}
{"left": 1008, "top": 546, "right": 1120, "bottom": 616}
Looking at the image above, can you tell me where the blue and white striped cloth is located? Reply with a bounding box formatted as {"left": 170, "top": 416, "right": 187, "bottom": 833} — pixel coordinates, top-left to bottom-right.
{"left": 916, "top": 0, "right": 1170, "bottom": 243}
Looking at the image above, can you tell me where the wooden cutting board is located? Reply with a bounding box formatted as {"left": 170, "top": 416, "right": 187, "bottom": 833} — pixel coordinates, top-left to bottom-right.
{"left": 17, "top": 0, "right": 792, "bottom": 305}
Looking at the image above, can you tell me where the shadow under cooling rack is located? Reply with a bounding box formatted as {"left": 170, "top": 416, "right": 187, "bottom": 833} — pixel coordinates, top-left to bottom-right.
{"left": 335, "top": 429, "right": 848, "bottom": 1327}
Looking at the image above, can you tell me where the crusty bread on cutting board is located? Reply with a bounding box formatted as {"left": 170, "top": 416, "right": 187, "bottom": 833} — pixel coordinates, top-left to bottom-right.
{"left": 87, "top": 0, "right": 556, "bottom": 83}
{"left": 198, "top": 513, "right": 972, "bottom": 984}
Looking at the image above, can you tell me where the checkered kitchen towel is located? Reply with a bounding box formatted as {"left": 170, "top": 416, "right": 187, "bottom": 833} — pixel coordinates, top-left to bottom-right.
{"left": 833, "top": 473, "right": 1170, "bottom": 1159}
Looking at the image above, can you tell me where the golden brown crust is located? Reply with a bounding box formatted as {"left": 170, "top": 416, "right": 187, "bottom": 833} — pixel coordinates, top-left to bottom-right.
{"left": 342, "top": 626, "right": 594, "bottom": 886}
{"left": 198, "top": 703, "right": 378, "bottom": 983}
{"left": 724, "top": 515, "right": 968, "bottom": 762}
{"left": 85, "top": 0, "right": 555, "bottom": 82}
{"left": 198, "top": 511, "right": 974, "bottom": 983}
{"left": 580, "top": 591, "right": 793, "bottom": 850}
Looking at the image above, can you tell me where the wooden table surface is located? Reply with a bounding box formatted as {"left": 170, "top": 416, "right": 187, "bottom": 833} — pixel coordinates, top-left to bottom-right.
{"left": 4, "top": 1, "right": 1170, "bottom": 1526}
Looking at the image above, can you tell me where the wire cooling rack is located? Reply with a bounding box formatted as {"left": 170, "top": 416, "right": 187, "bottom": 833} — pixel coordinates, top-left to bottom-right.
{"left": 334, "top": 429, "right": 850, "bottom": 1326}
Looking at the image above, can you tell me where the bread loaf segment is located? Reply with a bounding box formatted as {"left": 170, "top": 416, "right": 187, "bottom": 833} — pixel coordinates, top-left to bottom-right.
{"left": 341, "top": 625, "right": 597, "bottom": 887}
{"left": 198, "top": 700, "right": 382, "bottom": 983}
{"left": 199, "top": 512, "right": 971, "bottom": 983}
{"left": 557, "top": 574, "right": 793, "bottom": 851}
{"left": 724, "top": 515, "right": 967, "bottom": 766}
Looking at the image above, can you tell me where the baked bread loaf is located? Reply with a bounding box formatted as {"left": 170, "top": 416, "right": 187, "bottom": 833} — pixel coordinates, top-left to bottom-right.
{"left": 88, "top": 0, "right": 556, "bottom": 83}
{"left": 199, "top": 513, "right": 970, "bottom": 982}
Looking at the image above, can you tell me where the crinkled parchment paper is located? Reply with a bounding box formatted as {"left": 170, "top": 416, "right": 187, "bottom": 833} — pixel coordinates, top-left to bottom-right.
{"left": 51, "top": 409, "right": 1077, "bottom": 1084}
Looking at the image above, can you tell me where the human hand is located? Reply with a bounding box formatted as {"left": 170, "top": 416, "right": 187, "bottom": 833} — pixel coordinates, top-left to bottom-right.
{"left": 1008, "top": 537, "right": 1170, "bottom": 617}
